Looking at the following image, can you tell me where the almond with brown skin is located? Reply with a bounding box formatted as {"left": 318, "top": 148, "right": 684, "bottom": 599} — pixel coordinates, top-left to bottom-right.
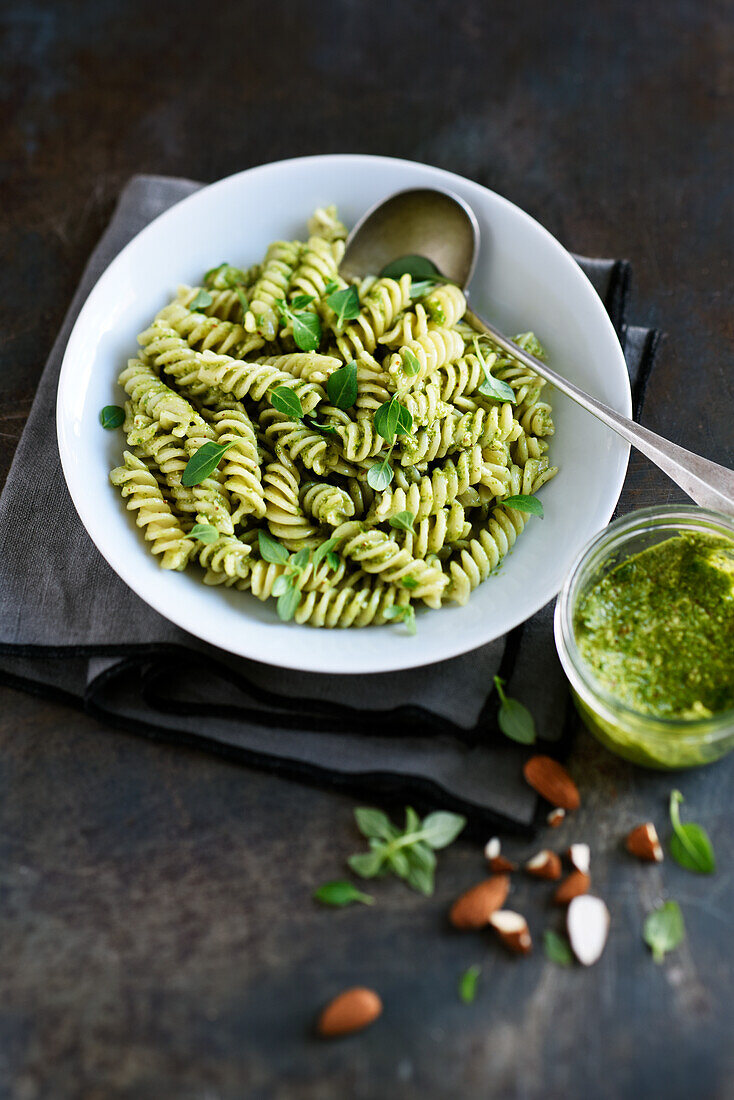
{"left": 525, "top": 849, "right": 562, "bottom": 880}
{"left": 317, "top": 987, "right": 382, "bottom": 1037}
{"left": 626, "top": 823, "right": 663, "bottom": 862}
{"left": 554, "top": 870, "right": 591, "bottom": 905}
{"left": 489, "top": 910, "right": 533, "bottom": 955}
{"left": 488, "top": 855, "right": 518, "bottom": 873}
{"left": 449, "top": 875, "right": 510, "bottom": 930}
{"left": 547, "top": 808, "right": 566, "bottom": 828}
{"left": 523, "top": 755, "right": 580, "bottom": 811}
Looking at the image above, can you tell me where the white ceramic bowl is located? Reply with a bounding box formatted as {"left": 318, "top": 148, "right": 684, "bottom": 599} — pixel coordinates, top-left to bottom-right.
{"left": 57, "top": 154, "right": 631, "bottom": 674}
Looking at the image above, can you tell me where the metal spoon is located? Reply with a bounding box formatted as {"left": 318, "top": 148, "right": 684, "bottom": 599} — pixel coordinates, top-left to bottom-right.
{"left": 341, "top": 188, "right": 734, "bottom": 517}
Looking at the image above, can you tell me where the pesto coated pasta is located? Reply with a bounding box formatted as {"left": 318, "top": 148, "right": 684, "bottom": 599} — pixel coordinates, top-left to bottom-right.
{"left": 108, "top": 205, "right": 557, "bottom": 629}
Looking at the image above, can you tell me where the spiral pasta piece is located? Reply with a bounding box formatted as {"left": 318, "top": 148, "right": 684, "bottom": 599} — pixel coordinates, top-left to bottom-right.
{"left": 154, "top": 298, "right": 264, "bottom": 359}
{"left": 198, "top": 535, "right": 253, "bottom": 582}
{"left": 331, "top": 521, "right": 447, "bottom": 607}
{"left": 118, "top": 358, "right": 211, "bottom": 439}
{"left": 380, "top": 304, "right": 431, "bottom": 349}
{"left": 445, "top": 506, "right": 529, "bottom": 605}
{"left": 245, "top": 240, "right": 302, "bottom": 339}
{"left": 368, "top": 446, "right": 485, "bottom": 523}
{"left": 300, "top": 482, "right": 355, "bottom": 526}
{"left": 255, "top": 352, "right": 342, "bottom": 385}
{"left": 332, "top": 276, "right": 412, "bottom": 366}
{"left": 294, "top": 572, "right": 410, "bottom": 628}
{"left": 261, "top": 447, "right": 319, "bottom": 547}
{"left": 307, "top": 205, "right": 348, "bottom": 242}
{"left": 197, "top": 350, "right": 324, "bottom": 414}
{"left": 397, "top": 502, "right": 470, "bottom": 559}
{"left": 388, "top": 327, "right": 465, "bottom": 393}
{"left": 210, "top": 407, "right": 266, "bottom": 522}
{"left": 423, "top": 284, "right": 467, "bottom": 328}
{"left": 110, "top": 451, "right": 195, "bottom": 569}
{"left": 290, "top": 235, "right": 346, "bottom": 303}
{"left": 258, "top": 406, "right": 335, "bottom": 477}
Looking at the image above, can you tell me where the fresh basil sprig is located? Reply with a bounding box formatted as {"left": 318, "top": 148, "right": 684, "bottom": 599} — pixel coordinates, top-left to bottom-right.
{"left": 644, "top": 900, "right": 685, "bottom": 962}
{"left": 190, "top": 523, "right": 219, "bottom": 544}
{"left": 502, "top": 494, "right": 544, "bottom": 518}
{"left": 258, "top": 533, "right": 317, "bottom": 621}
{"left": 313, "top": 881, "right": 375, "bottom": 907}
{"left": 326, "top": 361, "right": 358, "bottom": 409}
{"left": 367, "top": 397, "right": 413, "bottom": 491}
{"left": 493, "top": 675, "right": 536, "bottom": 744}
{"left": 459, "top": 965, "right": 481, "bottom": 1004}
{"left": 326, "top": 285, "right": 360, "bottom": 328}
{"left": 188, "top": 288, "right": 214, "bottom": 312}
{"left": 543, "top": 929, "right": 574, "bottom": 966}
{"left": 347, "top": 806, "right": 466, "bottom": 896}
{"left": 270, "top": 385, "right": 304, "bottom": 420}
{"left": 384, "top": 604, "right": 417, "bottom": 635}
{"left": 669, "top": 790, "right": 716, "bottom": 873}
{"left": 182, "top": 441, "right": 233, "bottom": 487}
{"left": 99, "top": 405, "right": 125, "bottom": 429}
{"left": 277, "top": 298, "right": 321, "bottom": 352}
{"left": 473, "top": 337, "right": 516, "bottom": 403}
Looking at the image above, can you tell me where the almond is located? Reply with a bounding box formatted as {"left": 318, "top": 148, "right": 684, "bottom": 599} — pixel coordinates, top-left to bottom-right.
{"left": 488, "top": 855, "right": 518, "bottom": 873}
{"left": 567, "top": 843, "right": 591, "bottom": 875}
{"left": 489, "top": 910, "right": 533, "bottom": 954}
{"left": 317, "top": 987, "right": 382, "bottom": 1037}
{"left": 554, "top": 870, "right": 591, "bottom": 905}
{"left": 567, "top": 895, "right": 610, "bottom": 965}
{"left": 449, "top": 875, "right": 510, "bottom": 930}
{"left": 525, "top": 849, "right": 562, "bottom": 880}
{"left": 547, "top": 808, "right": 566, "bottom": 828}
{"left": 484, "top": 837, "right": 501, "bottom": 861}
{"left": 523, "top": 755, "right": 580, "bottom": 811}
{"left": 625, "top": 823, "right": 663, "bottom": 863}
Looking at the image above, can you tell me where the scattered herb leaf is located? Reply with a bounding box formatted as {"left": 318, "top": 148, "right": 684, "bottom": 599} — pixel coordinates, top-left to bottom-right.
{"left": 99, "top": 405, "right": 125, "bottom": 430}
{"left": 326, "top": 551, "right": 340, "bottom": 570}
{"left": 188, "top": 288, "right": 214, "bottom": 312}
{"left": 291, "top": 547, "right": 310, "bottom": 570}
{"left": 204, "top": 263, "right": 247, "bottom": 289}
{"left": 502, "top": 494, "right": 544, "bottom": 518}
{"left": 326, "top": 361, "right": 358, "bottom": 409}
{"left": 380, "top": 255, "right": 441, "bottom": 281}
{"left": 389, "top": 510, "right": 415, "bottom": 533}
{"left": 270, "top": 386, "right": 304, "bottom": 420}
{"left": 543, "top": 929, "right": 574, "bottom": 966}
{"left": 474, "top": 337, "right": 516, "bottom": 403}
{"left": 307, "top": 419, "right": 339, "bottom": 435}
{"left": 271, "top": 575, "right": 290, "bottom": 596}
{"left": 493, "top": 676, "right": 537, "bottom": 744}
{"left": 367, "top": 457, "right": 394, "bottom": 491}
{"left": 384, "top": 604, "right": 417, "bottom": 635}
{"left": 313, "top": 537, "right": 340, "bottom": 567}
{"left": 290, "top": 293, "right": 315, "bottom": 310}
{"left": 644, "top": 900, "right": 685, "bottom": 962}
{"left": 258, "top": 529, "right": 289, "bottom": 564}
{"left": 313, "top": 881, "right": 375, "bottom": 907}
{"left": 190, "top": 523, "right": 219, "bottom": 544}
{"left": 323, "top": 279, "right": 339, "bottom": 295}
{"left": 459, "top": 965, "right": 481, "bottom": 1004}
{"left": 410, "top": 279, "right": 440, "bottom": 299}
{"left": 181, "top": 441, "right": 233, "bottom": 487}
{"left": 401, "top": 348, "right": 421, "bottom": 376}
{"left": 669, "top": 790, "right": 715, "bottom": 874}
{"left": 401, "top": 576, "right": 419, "bottom": 590}
{"left": 420, "top": 811, "right": 467, "bottom": 849}
{"left": 276, "top": 583, "right": 301, "bottom": 622}
{"left": 374, "top": 397, "right": 400, "bottom": 441}
{"left": 395, "top": 402, "right": 413, "bottom": 436}
{"left": 326, "top": 285, "right": 360, "bottom": 327}
{"left": 278, "top": 298, "right": 322, "bottom": 351}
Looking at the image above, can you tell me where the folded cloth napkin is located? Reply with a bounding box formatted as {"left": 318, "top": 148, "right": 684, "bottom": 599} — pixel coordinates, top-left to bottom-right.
{"left": 0, "top": 175, "right": 661, "bottom": 831}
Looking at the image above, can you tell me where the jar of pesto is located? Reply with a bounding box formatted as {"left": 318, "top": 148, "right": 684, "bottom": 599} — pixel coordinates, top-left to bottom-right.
{"left": 555, "top": 506, "right": 734, "bottom": 769}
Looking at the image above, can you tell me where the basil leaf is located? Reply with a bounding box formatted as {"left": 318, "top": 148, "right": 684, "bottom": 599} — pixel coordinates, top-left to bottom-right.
{"left": 493, "top": 675, "right": 537, "bottom": 744}
{"left": 276, "top": 583, "right": 301, "bottom": 622}
{"left": 383, "top": 605, "right": 416, "bottom": 635}
{"left": 326, "top": 285, "right": 360, "bottom": 327}
{"left": 271, "top": 575, "right": 290, "bottom": 596}
{"left": 313, "top": 881, "right": 375, "bottom": 907}
{"left": 181, "top": 441, "right": 233, "bottom": 487}
{"left": 380, "top": 255, "right": 441, "bottom": 280}
{"left": 502, "top": 494, "right": 544, "bottom": 518}
{"left": 401, "top": 348, "right": 421, "bottom": 377}
{"left": 270, "top": 385, "right": 304, "bottom": 420}
{"left": 388, "top": 848, "right": 412, "bottom": 879}
{"left": 543, "top": 930, "right": 574, "bottom": 966}
{"left": 478, "top": 372, "right": 516, "bottom": 403}
{"left": 404, "top": 857, "right": 434, "bottom": 896}
{"left": 405, "top": 806, "right": 421, "bottom": 833}
{"left": 395, "top": 403, "right": 413, "bottom": 436}
{"left": 290, "top": 310, "right": 321, "bottom": 352}
{"left": 409, "top": 279, "right": 440, "bottom": 299}
{"left": 313, "top": 537, "right": 340, "bottom": 567}
{"left": 401, "top": 576, "right": 418, "bottom": 590}
{"left": 188, "top": 288, "right": 214, "bottom": 311}
{"left": 324, "top": 279, "right": 339, "bottom": 295}
{"left": 290, "top": 293, "right": 315, "bottom": 309}
{"left": 348, "top": 849, "right": 387, "bottom": 878}
{"left": 326, "top": 361, "right": 358, "bottom": 409}
{"left": 258, "top": 529, "right": 289, "bottom": 564}
{"left": 644, "top": 900, "right": 685, "bottom": 962}
{"left": 420, "top": 811, "right": 467, "bottom": 849}
{"left": 291, "top": 547, "right": 310, "bottom": 570}
{"left": 354, "top": 807, "right": 396, "bottom": 840}
{"left": 99, "top": 405, "right": 125, "bottom": 430}
{"left": 374, "top": 397, "right": 400, "bottom": 441}
{"left": 367, "top": 458, "right": 394, "bottom": 492}
{"left": 669, "top": 790, "right": 715, "bottom": 873}
{"left": 204, "top": 263, "right": 246, "bottom": 289}
{"left": 326, "top": 551, "right": 340, "bottom": 570}
{"left": 389, "top": 510, "right": 415, "bottom": 533}
{"left": 459, "top": 965, "right": 481, "bottom": 1004}
{"left": 190, "top": 523, "right": 219, "bottom": 544}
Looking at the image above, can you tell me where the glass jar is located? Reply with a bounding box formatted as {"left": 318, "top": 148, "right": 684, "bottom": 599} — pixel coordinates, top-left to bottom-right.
{"left": 554, "top": 506, "right": 734, "bottom": 769}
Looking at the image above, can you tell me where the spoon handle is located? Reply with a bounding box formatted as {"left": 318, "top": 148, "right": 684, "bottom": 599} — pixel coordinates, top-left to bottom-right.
{"left": 465, "top": 307, "right": 734, "bottom": 518}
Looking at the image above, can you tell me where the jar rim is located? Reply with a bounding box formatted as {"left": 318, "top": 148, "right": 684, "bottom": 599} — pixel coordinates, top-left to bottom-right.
{"left": 554, "top": 504, "right": 734, "bottom": 741}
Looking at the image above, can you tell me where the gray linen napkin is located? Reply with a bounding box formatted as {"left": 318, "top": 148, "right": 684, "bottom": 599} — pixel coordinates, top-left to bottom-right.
{"left": 0, "top": 175, "right": 660, "bottom": 831}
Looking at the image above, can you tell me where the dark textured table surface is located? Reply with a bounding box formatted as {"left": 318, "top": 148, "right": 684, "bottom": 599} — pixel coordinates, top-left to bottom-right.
{"left": 2, "top": 2, "right": 733, "bottom": 1097}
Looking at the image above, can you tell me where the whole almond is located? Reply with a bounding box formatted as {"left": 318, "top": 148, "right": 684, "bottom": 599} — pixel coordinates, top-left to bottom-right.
{"left": 489, "top": 910, "right": 533, "bottom": 954}
{"left": 317, "top": 987, "right": 382, "bottom": 1037}
{"left": 554, "top": 870, "right": 591, "bottom": 905}
{"left": 523, "top": 755, "right": 580, "bottom": 811}
{"left": 626, "top": 823, "right": 664, "bottom": 862}
{"left": 525, "top": 849, "right": 562, "bottom": 880}
{"left": 567, "top": 895, "right": 610, "bottom": 966}
{"left": 449, "top": 875, "right": 510, "bottom": 930}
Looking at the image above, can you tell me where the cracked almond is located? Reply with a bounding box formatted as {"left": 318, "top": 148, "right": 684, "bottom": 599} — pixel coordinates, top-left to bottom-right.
{"left": 547, "top": 808, "right": 566, "bottom": 828}
{"left": 567, "top": 843, "right": 591, "bottom": 875}
{"left": 523, "top": 755, "right": 580, "bottom": 811}
{"left": 489, "top": 910, "right": 533, "bottom": 954}
{"left": 525, "top": 849, "right": 562, "bottom": 880}
{"left": 625, "top": 823, "right": 663, "bottom": 862}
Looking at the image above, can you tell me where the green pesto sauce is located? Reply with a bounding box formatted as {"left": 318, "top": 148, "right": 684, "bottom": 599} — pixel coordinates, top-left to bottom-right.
{"left": 574, "top": 533, "right": 734, "bottom": 720}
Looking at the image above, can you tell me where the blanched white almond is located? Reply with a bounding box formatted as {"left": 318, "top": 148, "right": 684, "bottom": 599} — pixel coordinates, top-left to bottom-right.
{"left": 567, "top": 895, "right": 610, "bottom": 966}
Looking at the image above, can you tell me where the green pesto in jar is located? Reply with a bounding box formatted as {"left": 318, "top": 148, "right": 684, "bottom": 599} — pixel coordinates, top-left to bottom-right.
{"left": 574, "top": 533, "right": 734, "bottom": 720}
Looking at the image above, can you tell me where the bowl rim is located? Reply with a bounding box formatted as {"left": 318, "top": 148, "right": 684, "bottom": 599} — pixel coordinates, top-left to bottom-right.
{"left": 56, "top": 153, "right": 632, "bottom": 674}
{"left": 555, "top": 503, "right": 734, "bottom": 736}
